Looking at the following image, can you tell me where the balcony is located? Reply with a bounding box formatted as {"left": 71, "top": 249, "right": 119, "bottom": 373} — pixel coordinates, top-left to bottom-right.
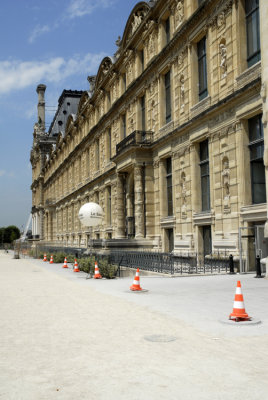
{"left": 116, "top": 130, "right": 153, "bottom": 156}
{"left": 45, "top": 198, "right": 56, "bottom": 208}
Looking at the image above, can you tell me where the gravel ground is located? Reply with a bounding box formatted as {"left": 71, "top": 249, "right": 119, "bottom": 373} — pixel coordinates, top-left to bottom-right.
{"left": 1, "top": 250, "right": 268, "bottom": 400}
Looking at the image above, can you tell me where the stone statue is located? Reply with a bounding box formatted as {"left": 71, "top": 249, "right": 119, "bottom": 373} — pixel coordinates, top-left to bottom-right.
{"left": 180, "top": 75, "right": 185, "bottom": 110}
{"left": 175, "top": 1, "right": 184, "bottom": 27}
{"left": 222, "top": 158, "right": 230, "bottom": 210}
{"left": 219, "top": 43, "right": 227, "bottom": 78}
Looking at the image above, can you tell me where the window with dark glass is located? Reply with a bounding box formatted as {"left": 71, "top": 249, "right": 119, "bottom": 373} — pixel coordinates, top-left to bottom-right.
{"left": 165, "top": 17, "right": 170, "bottom": 43}
{"left": 197, "top": 37, "right": 208, "bottom": 101}
{"left": 107, "top": 186, "right": 112, "bottom": 225}
{"left": 122, "top": 114, "right": 126, "bottom": 138}
{"left": 202, "top": 226, "right": 212, "bottom": 256}
{"left": 140, "top": 95, "right": 146, "bottom": 132}
{"left": 245, "top": 0, "right": 260, "bottom": 68}
{"left": 107, "top": 128, "right": 111, "bottom": 160}
{"left": 199, "top": 140, "right": 210, "bottom": 211}
{"left": 167, "top": 228, "right": 174, "bottom": 253}
{"left": 165, "top": 70, "right": 172, "bottom": 124}
{"left": 166, "top": 157, "right": 173, "bottom": 216}
{"left": 122, "top": 73, "right": 126, "bottom": 91}
{"left": 140, "top": 49, "right": 144, "bottom": 72}
{"left": 96, "top": 138, "right": 99, "bottom": 170}
{"left": 249, "top": 115, "right": 266, "bottom": 204}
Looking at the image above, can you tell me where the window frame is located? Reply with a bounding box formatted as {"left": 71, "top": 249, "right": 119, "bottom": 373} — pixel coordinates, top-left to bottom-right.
{"left": 245, "top": 0, "right": 261, "bottom": 68}
{"left": 248, "top": 115, "right": 266, "bottom": 204}
{"left": 199, "top": 139, "right": 210, "bottom": 211}
{"left": 197, "top": 37, "right": 208, "bottom": 101}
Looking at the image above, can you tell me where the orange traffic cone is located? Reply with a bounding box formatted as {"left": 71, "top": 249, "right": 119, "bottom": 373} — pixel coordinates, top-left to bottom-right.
{"left": 73, "top": 259, "right": 80, "bottom": 272}
{"left": 130, "top": 268, "right": 143, "bottom": 291}
{"left": 43, "top": 253, "right": 47, "bottom": 262}
{"left": 62, "top": 257, "right": 68, "bottom": 268}
{"left": 93, "top": 261, "right": 102, "bottom": 279}
{"left": 49, "top": 254, "right": 54, "bottom": 264}
{"left": 229, "top": 281, "right": 251, "bottom": 321}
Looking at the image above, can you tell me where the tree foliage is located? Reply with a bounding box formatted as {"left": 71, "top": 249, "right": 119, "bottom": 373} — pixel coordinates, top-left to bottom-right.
{"left": 0, "top": 225, "right": 21, "bottom": 244}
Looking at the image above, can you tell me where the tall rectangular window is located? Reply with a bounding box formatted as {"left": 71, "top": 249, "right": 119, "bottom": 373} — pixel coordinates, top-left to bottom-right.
{"left": 122, "top": 73, "right": 126, "bottom": 91}
{"left": 197, "top": 37, "right": 208, "bottom": 101}
{"left": 140, "top": 49, "right": 144, "bottom": 72}
{"left": 200, "top": 140, "right": 210, "bottom": 211}
{"left": 107, "top": 128, "right": 111, "bottom": 160}
{"left": 249, "top": 115, "right": 266, "bottom": 204}
{"left": 246, "top": 0, "right": 260, "bottom": 68}
{"left": 140, "top": 95, "right": 146, "bottom": 132}
{"left": 107, "top": 186, "right": 112, "bottom": 225}
{"left": 166, "top": 157, "right": 173, "bottom": 216}
{"left": 122, "top": 114, "right": 126, "bottom": 138}
{"left": 165, "top": 17, "right": 170, "bottom": 44}
{"left": 202, "top": 226, "right": 212, "bottom": 256}
{"left": 95, "top": 138, "right": 99, "bottom": 170}
{"left": 165, "top": 70, "right": 172, "bottom": 124}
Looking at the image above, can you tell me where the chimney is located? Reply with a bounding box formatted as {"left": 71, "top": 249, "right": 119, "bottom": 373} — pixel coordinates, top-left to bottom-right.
{"left": 36, "top": 84, "right": 46, "bottom": 132}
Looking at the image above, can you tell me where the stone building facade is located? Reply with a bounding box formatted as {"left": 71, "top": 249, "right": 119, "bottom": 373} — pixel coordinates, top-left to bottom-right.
{"left": 30, "top": 0, "right": 268, "bottom": 271}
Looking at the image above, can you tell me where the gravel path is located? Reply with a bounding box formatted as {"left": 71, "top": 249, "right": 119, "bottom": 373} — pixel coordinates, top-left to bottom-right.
{"left": 0, "top": 251, "right": 268, "bottom": 400}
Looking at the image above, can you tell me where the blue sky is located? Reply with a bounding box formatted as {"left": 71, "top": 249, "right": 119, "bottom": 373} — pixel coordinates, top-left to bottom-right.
{"left": 0, "top": 0, "right": 138, "bottom": 232}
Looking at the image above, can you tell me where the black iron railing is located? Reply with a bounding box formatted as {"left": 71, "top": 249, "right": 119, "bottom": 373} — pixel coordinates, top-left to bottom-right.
{"left": 108, "top": 251, "right": 231, "bottom": 275}
{"left": 116, "top": 130, "right": 153, "bottom": 155}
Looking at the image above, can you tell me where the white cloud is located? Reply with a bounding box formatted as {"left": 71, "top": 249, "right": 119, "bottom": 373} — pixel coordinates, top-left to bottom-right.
{"left": 0, "top": 170, "right": 14, "bottom": 178}
{"left": 29, "top": 0, "right": 115, "bottom": 43}
{"left": 66, "top": 0, "right": 114, "bottom": 19}
{"left": 28, "top": 24, "right": 54, "bottom": 44}
{"left": 0, "top": 52, "right": 105, "bottom": 95}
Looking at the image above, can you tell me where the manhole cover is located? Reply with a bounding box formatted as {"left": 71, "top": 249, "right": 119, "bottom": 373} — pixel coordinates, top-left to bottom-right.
{"left": 144, "top": 334, "right": 177, "bottom": 342}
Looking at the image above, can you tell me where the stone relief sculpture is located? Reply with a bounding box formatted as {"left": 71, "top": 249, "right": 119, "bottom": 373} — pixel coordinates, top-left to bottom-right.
{"left": 219, "top": 42, "right": 227, "bottom": 78}
{"left": 127, "top": 59, "right": 133, "bottom": 82}
{"left": 222, "top": 157, "right": 230, "bottom": 211}
{"left": 217, "top": 12, "right": 225, "bottom": 29}
{"left": 131, "top": 10, "right": 145, "bottom": 34}
{"left": 151, "top": 100, "right": 156, "bottom": 130}
{"left": 180, "top": 74, "right": 185, "bottom": 111}
{"left": 148, "top": 32, "right": 155, "bottom": 57}
{"left": 181, "top": 171, "right": 187, "bottom": 218}
{"left": 175, "top": 1, "right": 184, "bottom": 27}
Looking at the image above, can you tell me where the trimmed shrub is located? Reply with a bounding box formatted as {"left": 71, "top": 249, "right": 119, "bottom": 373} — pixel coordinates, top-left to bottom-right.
{"left": 98, "top": 257, "right": 118, "bottom": 279}
{"left": 52, "top": 252, "right": 66, "bottom": 263}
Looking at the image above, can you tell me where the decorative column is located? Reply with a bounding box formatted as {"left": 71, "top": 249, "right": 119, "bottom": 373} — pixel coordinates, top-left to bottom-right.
{"left": 235, "top": 121, "right": 249, "bottom": 207}
{"left": 190, "top": 144, "right": 199, "bottom": 213}
{"left": 134, "top": 165, "right": 144, "bottom": 238}
{"left": 32, "top": 214, "right": 35, "bottom": 237}
{"left": 116, "top": 173, "right": 126, "bottom": 238}
{"left": 36, "top": 212, "right": 39, "bottom": 237}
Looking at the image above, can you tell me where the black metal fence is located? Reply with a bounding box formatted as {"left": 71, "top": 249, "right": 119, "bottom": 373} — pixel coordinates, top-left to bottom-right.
{"left": 108, "top": 251, "right": 231, "bottom": 275}
{"left": 14, "top": 241, "right": 231, "bottom": 275}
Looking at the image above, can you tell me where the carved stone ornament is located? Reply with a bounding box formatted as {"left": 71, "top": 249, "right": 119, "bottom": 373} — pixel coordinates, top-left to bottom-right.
{"left": 148, "top": 32, "right": 156, "bottom": 57}
{"left": 222, "top": 157, "right": 231, "bottom": 212}
{"left": 219, "top": 42, "right": 227, "bottom": 78}
{"left": 131, "top": 9, "right": 147, "bottom": 35}
{"left": 217, "top": 12, "right": 225, "bottom": 28}
{"left": 175, "top": 1, "right": 184, "bottom": 27}
{"left": 180, "top": 75, "right": 185, "bottom": 110}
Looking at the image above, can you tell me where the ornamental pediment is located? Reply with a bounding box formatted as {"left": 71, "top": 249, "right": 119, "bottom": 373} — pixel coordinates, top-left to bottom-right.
{"left": 121, "top": 2, "right": 150, "bottom": 48}
{"left": 94, "top": 57, "right": 114, "bottom": 90}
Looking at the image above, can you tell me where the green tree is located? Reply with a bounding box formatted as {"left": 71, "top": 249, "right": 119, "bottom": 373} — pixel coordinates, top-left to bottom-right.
{"left": 1, "top": 225, "right": 21, "bottom": 244}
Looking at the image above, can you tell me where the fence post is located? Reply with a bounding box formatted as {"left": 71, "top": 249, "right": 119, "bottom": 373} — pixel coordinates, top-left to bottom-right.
{"left": 229, "top": 254, "right": 235, "bottom": 275}
{"left": 254, "top": 255, "right": 263, "bottom": 278}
